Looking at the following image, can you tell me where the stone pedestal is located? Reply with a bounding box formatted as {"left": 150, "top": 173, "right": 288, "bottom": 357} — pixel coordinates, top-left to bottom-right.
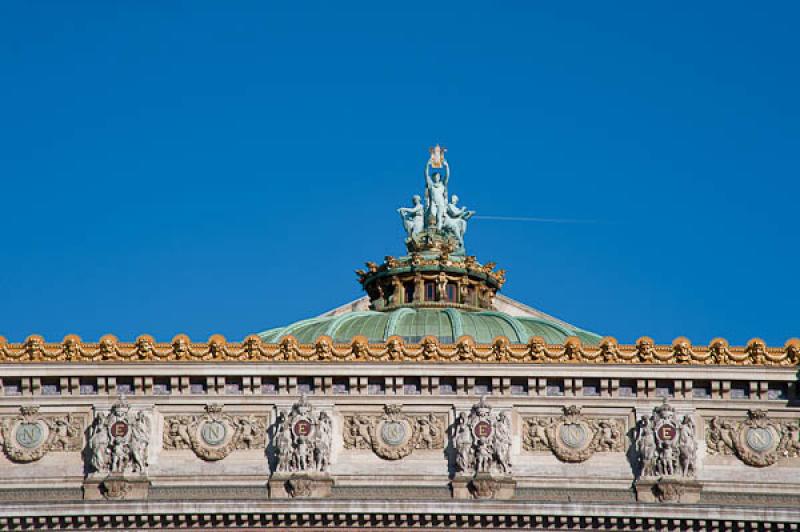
{"left": 269, "top": 472, "right": 334, "bottom": 499}
{"left": 83, "top": 474, "right": 150, "bottom": 501}
{"left": 635, "top": 477, "right": 702, "bottom": 503}
{"left": 451, "top": 473, "right": 516, "bottom": 500}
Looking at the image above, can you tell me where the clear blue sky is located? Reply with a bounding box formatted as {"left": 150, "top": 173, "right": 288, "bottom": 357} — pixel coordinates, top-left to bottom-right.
{"left": 1, "top": 2, "right": 798, "bottom": 345}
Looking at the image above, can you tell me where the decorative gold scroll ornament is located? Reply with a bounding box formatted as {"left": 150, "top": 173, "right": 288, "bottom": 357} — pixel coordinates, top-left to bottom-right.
{"left": 0, "top": 335, "right": 797, "bottom": 366}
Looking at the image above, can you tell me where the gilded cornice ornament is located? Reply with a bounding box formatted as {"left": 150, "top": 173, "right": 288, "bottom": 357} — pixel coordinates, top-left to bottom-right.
{"left": 0, "top": 334, "right": 798, "bottom": 366}
{"left": 356, "top": 254, "right": 506, "bottom": 289}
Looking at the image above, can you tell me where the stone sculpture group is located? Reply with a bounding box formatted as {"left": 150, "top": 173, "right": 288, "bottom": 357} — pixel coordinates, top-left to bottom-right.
{"left": 453, "top": 396, "right": 512, "bottom": 476}
{"left": 88, "top": 397, "right": 151, "bottom": 475}
{"left": 634, "top": 401, "right": 696, "bottom": 479}
{"left": 398, "top": 145, "right": 475, "bottom": 252}
{"left": 274, "top": 395, "right": 332, "bottom": 474}
{"left": 9, "top": 389, "right": 800, "bottom": 503}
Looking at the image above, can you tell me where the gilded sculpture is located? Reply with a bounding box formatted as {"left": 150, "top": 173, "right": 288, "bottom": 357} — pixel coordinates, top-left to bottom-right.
{"left": 0, "top": 334, "right": 797, "bottom": 365}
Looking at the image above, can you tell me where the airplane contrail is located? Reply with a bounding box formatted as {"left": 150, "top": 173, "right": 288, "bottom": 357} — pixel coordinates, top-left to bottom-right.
{"left": 473, "top": 215, "right": 603, "bottom": 224}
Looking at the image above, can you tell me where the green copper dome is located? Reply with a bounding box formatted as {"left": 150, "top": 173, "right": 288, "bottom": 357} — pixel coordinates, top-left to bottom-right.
{"left": 258, "top": 148, "right": 604, "bottom": 348}
{"left": 258, "top": 307, "right": 601, "bottom": 346}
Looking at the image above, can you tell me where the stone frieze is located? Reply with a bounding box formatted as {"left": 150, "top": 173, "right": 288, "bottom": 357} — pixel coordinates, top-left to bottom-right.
{"left": 343, "top": 405, "right": 445, "bottom": 460}
{"left": 163, "top": 403, "right": 267, "bottom": 461}
{"left": 706, "top": 409, "right": 800, "bottom": 467}
{"left": 522, "top": 406, "right": 625, "bottom": 463}
{"left": 0, "top": 406, "right": 84, "bottom": 462}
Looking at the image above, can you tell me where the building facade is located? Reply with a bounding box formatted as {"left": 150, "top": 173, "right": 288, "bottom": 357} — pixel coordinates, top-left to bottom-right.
{"left": 0, "top": 149, "right": 798, "bottom": 531}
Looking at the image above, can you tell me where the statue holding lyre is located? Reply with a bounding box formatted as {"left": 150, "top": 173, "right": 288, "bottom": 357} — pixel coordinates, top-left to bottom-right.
{"left": 398, "top": 145, "right": 474, "bottom": 255}
{"left": 424, "top": 145, "right": 450, "bottom": 231}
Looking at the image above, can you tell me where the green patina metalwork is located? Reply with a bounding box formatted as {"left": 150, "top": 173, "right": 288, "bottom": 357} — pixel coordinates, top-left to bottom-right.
{"left": 258, "top": 308, "right": 601, "bottom": 345}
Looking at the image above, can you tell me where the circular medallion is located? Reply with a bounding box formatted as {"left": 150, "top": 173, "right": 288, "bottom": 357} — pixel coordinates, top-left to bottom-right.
{"left": 473, "top": 420, "right": 493, "bottom": 439}
{"left": 559, "top": 423, "right": 589, "bottom": 449}
{"left": 745, "top": 427, "right": 774, "bottom": 452}
{"left": 110, "top": 421, "right": 129, "bottom": 438}
{"left": 656, "top": 423, "right": 677, "bottom": 442}
{"left": 380, "top": 420, "right": 407, "bottom": 446}
{"left": 292, "top": 419, "right": 313, "bottom": 438}
{"left": 15, "top": 422, "right": 45, "bottom": 449}
{"left": 200, "top": 420, "right": 227, "bottom": 446}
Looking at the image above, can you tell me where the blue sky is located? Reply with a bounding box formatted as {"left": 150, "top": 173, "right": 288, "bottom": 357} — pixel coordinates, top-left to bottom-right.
{"left": 1, "top": 2, "right": 798, "bottom": 345}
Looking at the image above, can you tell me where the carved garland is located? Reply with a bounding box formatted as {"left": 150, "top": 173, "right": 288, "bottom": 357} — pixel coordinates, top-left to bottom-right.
{"left": 0, "top": 334, "right": 797, "bottom": 366}
{"left": 343, "top": 405, "right": 446, "bottom": 460}
{"left": 522, "top": 406, "right": 626, "bottom": 463}
{"left": 706, "top": 410, "right": 800, "bottom": 467}
{"left": 163, "top": 404, "right": 267, "bottom": 461}
{"left": 0, "top": 406, "right": 84, "bottom": 462}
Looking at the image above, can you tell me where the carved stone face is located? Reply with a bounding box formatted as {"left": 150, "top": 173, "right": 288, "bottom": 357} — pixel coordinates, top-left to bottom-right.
{"left": 432, "top": 173, "right": 441, "bottom": 183}
{"left": 530, "top": 338, "right": 546, "bottom": 353}
{"left": 137, "top": 338, "right": 154, "bottom": 353}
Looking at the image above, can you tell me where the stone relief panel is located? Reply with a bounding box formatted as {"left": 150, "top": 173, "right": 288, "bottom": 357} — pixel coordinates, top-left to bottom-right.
{"left": 706, "top": 409, "right": 800, "bottom": 467}
{"left": 0, "top": 406, "right": 84, "bottom": 463}
{"left": 522, "top": 405, "right": 625, "bottom": 463}
{"left": 87, "top": 396, "right": 152, "bottom": 476}
{"left": 631, "top": 401, "right": 700, "bottom": 504}
{"left": 342, "top": 404, "right": 446, "bottom": 460}
{"left": 452, "top": 396, "right": 512, "bottom": 476}
{"left": 273, "top": 395, "right": 332, "bottom": 474}
{"left": 634, "top": 401, "right": 697, "bottom": 480}
{"left": 162, "top": 403, "right": 268, "bottom": 461}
